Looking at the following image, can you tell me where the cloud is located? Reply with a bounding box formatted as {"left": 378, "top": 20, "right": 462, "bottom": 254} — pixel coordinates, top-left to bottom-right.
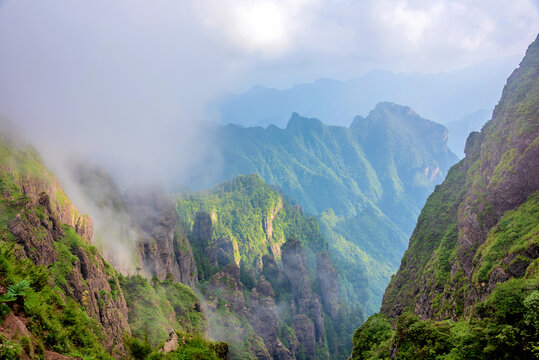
{"left": 191, "top": 0, "right": 539, "bottom": 86}
{"left": 197, "top": 0, "right": 293, "bottom": 56}
{"left": 0, "top": 0, "right": 537, "bottom": 191}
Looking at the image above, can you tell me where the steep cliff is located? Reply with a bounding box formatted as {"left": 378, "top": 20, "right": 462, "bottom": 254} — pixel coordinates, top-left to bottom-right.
{"left": 0, "top": 132, "right": 226, "bottom": 359}
{"left": 68, "top": 163, "right": 198, "bottom": 287}
{"left": 176, "top": 175, "right": 363, "bottom": 359}
{"left": 124, "top": 188, "right": 198, "bottom": 287}
{"left": 351, "top": 34, "right": 539, "bottom": 360}
{"left": 381, "top": 33, "right": 539, "bottom": 320}
{"left": 0, "top": 135, "right": 129, "bottom": 357}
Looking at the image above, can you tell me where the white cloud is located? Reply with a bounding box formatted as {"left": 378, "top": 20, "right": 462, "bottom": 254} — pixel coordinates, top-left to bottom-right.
{"left": 378, "top": 1, "right": 433, "bottom": 45}
{"left": 0, "top": 0, "right": 537, "bottom": 186}
{"left": 233, "top": 2, "right": 288, "bottom": 55}
{"left": 195, "top": 0, "right": 316, "bottom": 57}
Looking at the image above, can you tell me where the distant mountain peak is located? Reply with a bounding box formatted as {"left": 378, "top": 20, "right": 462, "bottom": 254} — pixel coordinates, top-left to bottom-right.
{"left": 351, "top": 102, "right": 448, "bottom": 138}
{"left": 286, "top": 112, "right": 324, "bottom": 131}
{"left": 350, "top": 115, "right": 366, "bottom": 128}
{"left": 217, "top": 58, "right": 517, "bottom": 128}
{"left": 373, "top": 101, "right": 414, "bottom": 114}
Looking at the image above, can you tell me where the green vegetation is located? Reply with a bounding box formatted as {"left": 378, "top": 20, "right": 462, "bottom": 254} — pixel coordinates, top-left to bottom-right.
{"left": 0, "top": 140, "right": 114, "bottom": 358}
{"left": 351, "top": 314, "right": 393, "bottom": 360}
{"left": 381, "top": 161, "right": 467, "bottom": 316}
{"left": 161, "top": 334, "right": 227, "bottom": 360}
{"left": 176, "top": 174, "right": 363, "bottom": 359}
{"left": 204, "top": 104, "right": 457, "bottom": 314}
{"left": 175, "top": 174, "right": 326, "bottom": 280}
{"left": 0, "top": 241, "right": 114, "bottom": 359}
{"left": 474, "top": 191, "right": 539, "bottom": 283}
{"left": 353, "top": 35, "right": 539, "bottom": 360}
{"left": 0, "top": 137, "right": 54, "bottom": 186}
{"left": 0, "top": 136, "right": 227, "bottom": 359}
{"left": 0, "top": 279, "right": 30, "bottom": 302}
{"left": 120, "top": 274, "right": 206, "bottom": 347}
{"left": 352, "top": 279, "right": 539, "bottom": 360}
{"left": 125, "top": 332, "right": 228, "bottom": 360}
{"left": 0, "top": 334, "right": 22, "bottom": 360}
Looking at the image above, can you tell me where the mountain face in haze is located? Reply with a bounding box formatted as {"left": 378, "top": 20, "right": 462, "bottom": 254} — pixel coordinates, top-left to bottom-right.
{"left": 67, "top": 163, "right": 198, "bottom": 287}
{"left": 175, "top": 174, "right": 362, "bottom": 360}
{"left": 351, "top": 34, "right": 539, "bottom": 360}
{"left": 216, "top": 58, "right": 516, "bottom": 128}
{"left": 446, "top": 109, "right": 492, "bottom": 158}
{"left": 0, "top": 133, "right": 227, "bottom": 359}
{"left": 204, "top": 103, "right": 457, "bottom": 313}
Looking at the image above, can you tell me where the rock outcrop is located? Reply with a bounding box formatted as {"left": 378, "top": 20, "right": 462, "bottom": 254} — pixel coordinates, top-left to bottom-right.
{"left": 249, "top": 277, "right": 293, "bottom": 360}
{"left": 68, "top": 163, "right": 198, "bottom": 287}
{"left": 125, "top": 188, "right": 198, "bottom": 287}
{"left": 316, "top": 251, "right": 340, "bottom": 319}
{"left": 191, "top": 211, "right": 213, "bottom": 246}
{"left": 16, "top": 168, "right": 94, "bottom": 243}
{"left": 281, "top": 239, "right": 325, "bottom": 355}
{"left": 207, "top": 236, "right": 236, "bottom": 267}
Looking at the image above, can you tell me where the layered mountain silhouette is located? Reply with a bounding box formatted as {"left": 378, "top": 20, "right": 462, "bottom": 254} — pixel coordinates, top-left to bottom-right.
{"left": 191, "top": 102, "right": 458, "bottom": 313}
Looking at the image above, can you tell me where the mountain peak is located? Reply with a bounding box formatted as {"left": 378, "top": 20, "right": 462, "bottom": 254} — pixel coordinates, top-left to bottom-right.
{"left": 352, "top": 102, "right": 448, "bottom": 140}
{"left": 373, "top": 101, "right": 416, "bottom": 117}
{"left": 286, "top": 112, "right": 324, "bottom": 131}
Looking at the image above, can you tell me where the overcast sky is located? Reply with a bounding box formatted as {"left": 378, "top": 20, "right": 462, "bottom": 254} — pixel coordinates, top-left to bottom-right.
{"left": 0, "top": 0, "right": 538, "bottom": 186}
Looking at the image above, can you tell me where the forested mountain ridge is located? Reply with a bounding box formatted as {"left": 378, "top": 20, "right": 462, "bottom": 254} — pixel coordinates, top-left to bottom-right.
{"left": 175, "top": 174, "right": 362, "bottom": 359}
{"left": 205, "top": 102, "right": 458, "bottom": 313}
{"left": 351, "top": 34, "right": 539, "bottom": 360}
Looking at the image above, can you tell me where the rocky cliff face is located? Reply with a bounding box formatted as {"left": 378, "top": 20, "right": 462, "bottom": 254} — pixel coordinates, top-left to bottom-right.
{"left": 249, "top": 276, "right": 295, "bottom": 360}
{"left": 316, "top": 251, "right": 340, "bottom": 319}
{"left": 68, "top": 163, "right": 198, "bottom": 287}
{"left": 180, "top": 176, "right": 356, "bottom": 359}
{"left": 204, "top": 263, "right": 273, "bottom": 359}
{"left": 281, "top": 239, "right": 325, "bottom": 353}
{"left": 351, "top": 34, "right": 539, "bottom": 360}
{"left": 381, "top": 34, "right": 539, "bottom": 320}
{"left": 0, "top": 141, "right": 130, "bottom": 356}
{"left": 0, "top": 134, "right": 228, "bottom": 359}
{"left": 125, "top": 189, "right": 198, "bottom": 287}
{"left": 15, "top": 164, "right": 94, "bottom": 243}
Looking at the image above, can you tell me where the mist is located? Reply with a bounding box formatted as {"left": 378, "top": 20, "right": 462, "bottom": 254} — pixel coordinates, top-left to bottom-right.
{"left": 0, "top": 1, "right": 236, "bottom": 191}
{"left": 1, "top": 0, "right": 537, "bottom": 195}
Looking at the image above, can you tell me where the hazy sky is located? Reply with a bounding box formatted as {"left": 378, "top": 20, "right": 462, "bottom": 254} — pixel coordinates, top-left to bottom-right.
{"left": 0, "top": 0, "right": 538, "bottom": 186}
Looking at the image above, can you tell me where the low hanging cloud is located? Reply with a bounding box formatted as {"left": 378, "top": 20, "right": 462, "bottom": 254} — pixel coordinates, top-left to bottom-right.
{"left": 0, "top": 0, "right": 537, "bottom": 192}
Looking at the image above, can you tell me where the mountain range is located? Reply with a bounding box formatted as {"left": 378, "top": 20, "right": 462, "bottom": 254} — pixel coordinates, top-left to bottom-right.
{"left": 195, "top": 102, "right": 458, "bottom": 314}
{"left": 0, "top": 25, "right": 535, "bottom": 360}
{"left": 215, "top": 58, "right": 516, "bottom": 129}
{"left": 351, "top": 33, "right": 539, "bottom": 360}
